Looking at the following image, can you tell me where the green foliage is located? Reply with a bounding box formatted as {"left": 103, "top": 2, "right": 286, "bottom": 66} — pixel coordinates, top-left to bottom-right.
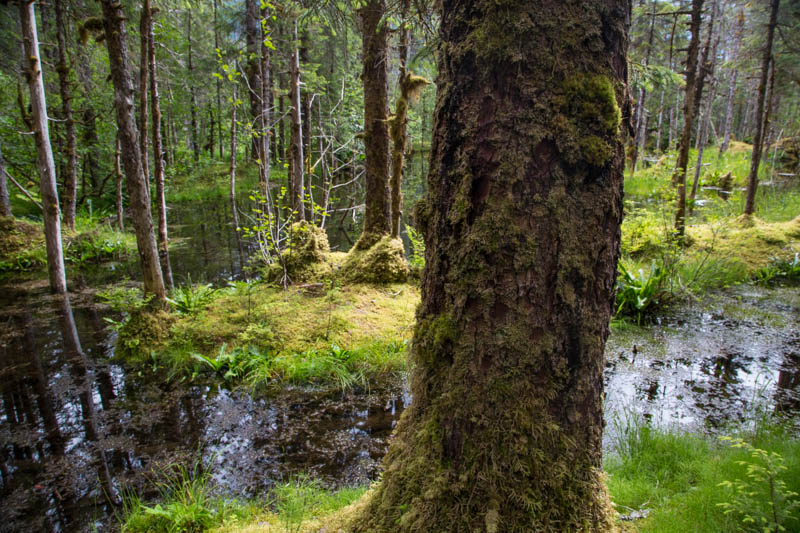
{"left": 717, "top": 437, "right": 800, "bottom": 532}
{"left": 615, "top": 260, "right": 669, "bottom": 323}
{"left": 97, "top": 286, "right": 153, "bottom": 314}
{"left": 270, "top": 475, "right": 366, "bottom": 533}
{"left": 167, "top": 283, "right": 219, "bottom": 315}
{"left": 754, "top": 253, "right": 800, "bottom": 285}
{"left": 405, "top": 224, "right": 425, "bottom": 272}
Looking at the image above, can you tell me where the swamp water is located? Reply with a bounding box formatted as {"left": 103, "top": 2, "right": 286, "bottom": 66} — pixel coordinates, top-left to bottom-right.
{"left": 1, "top": 199, "right": 798, "bottom": 531}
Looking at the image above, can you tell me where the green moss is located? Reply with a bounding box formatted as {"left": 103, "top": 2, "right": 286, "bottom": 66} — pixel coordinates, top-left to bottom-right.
{"left": 263, "top": 221, "right": 333, "bottom": 284}
{"left": 116, "top": 309, "right": 176, "bottom": 361}
{"left": 339, "top": 236, "right": 409, "bottom": 284}
{"left": 0, "top": 216, "right": 46, "bottom": 271}
{"left": 559, "top": 73, "right": 621, "bottom": 167}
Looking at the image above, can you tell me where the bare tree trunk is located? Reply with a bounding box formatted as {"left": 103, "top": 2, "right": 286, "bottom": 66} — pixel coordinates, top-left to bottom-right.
{"left": 214, "top": 0, "right": 223, "bottom": 159}
{"left": 289, "top": 18, "right": 305, "bottom": 220}
{"left": 654, "top": 88, "right": 665, "bottom": 153}
{"left": 718, "top": 10, "right": 743, "bottom": 156}
{"left": 350, "top": 0, "right": 629, "bottom": 529}
{"left": 744, "top": 0, "right": 779, "bottom": 215}
{"left": 54, "top": 0, "right": 77, "bottom": 229}
{"left": 357, "top": 0, "right": 391, "bottom": 245}
{"left": 630, "top": 0, "right": 656, "bottom": 174}
{"left": 229, "top": 84, "right": 246, "bottom": 271}
{"left": 244, "top": 0, "right": 262, "bottom": 163}
{"left": 673, "top": 0, "right": 705, "bottom": 238}
{"left": 187, "top": 11, "right": 199, "bottom": 163}
{"left": 139, "top": 5, "right": 150, "bottom": 190}
{"left": 390, "top": 3, "right": 413, "bottom": 238}
{"left": 100, "top": 0, "right": 167, "bottom": 303}
{"left": 259, "top": 2, "right": 272, "bottom": 201}
{"left": 0, "top": 143, "right": 11, "bottom": 217}
{"left": 146, "top": 0, "right": 173, "bottom": 290}
{"left": 19, "top": 0, "right": 67, "bottom": 294}
{"left": 115, "top": 133, "right": 124, "bottom": 230}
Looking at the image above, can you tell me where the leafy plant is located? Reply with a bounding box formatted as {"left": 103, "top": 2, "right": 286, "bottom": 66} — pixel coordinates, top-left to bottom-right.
{"left": 405, "top": 224, "right": 425, "bottom": 270}
{"left": 754, "top": 253, "right": 800, "bottom": 286}
{"left": 717, "top": 437, "right": 800, "bottom": 532}
{"left": 98, "top": 286, "right": 153, "bottom": 314}
{"left": 167, "top": 282, "right": 218, "bottom": 315}
{"left": 615, "top": 260, "right": 669, "bottom": 323}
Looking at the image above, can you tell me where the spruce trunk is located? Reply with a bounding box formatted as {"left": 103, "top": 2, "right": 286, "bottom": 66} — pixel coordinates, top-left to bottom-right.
{"left": 351, "top": 0, "right": 629, "bottom": 530}
{"left": 100, "top": 0, "right": 166, "bottom": 303}
{"left": 19, "top": 0, "right": 68, "bottom": 294}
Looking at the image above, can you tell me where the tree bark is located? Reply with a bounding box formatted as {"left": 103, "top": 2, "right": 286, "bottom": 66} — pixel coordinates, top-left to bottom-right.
{"left": 146, "top": 0, "right": 174, "bottom": 290}
{"left": 244, "top": 0, "right": 263, "bottom": 163}
{"left": 357, "top": 0, "right": 391, "bottom": 245}
{"left": 114, "top": 133, "right": 124, "bottom": 230}
{"left": 351, "top": 0, "right": 629, "bottom": 530}
{"left": 54, "top": 0, "right": 77, "bottom": 229}
{"left": 229, "top": 84, "right": 246, "bottom": 272}
{"left": 744, "top": 0, "right": 779, "bottom": 215}
{"left": 259, "top": 2, "right": 272, "bottom": 202}
{"left": 187, "top": 11, "right": 199, "bottom": 163}
{"left": 139, "top": 5, "right": 150, "bottom": 189}
{"left": 289, "top": 18, "right": 305, "bottom": 220}
{"left": 673, "top": 0, "right": 704, "bottom": 238}
{"left": 718, "top": 10, "right": 744, "bottom": 157}
{"left": 0, "top": 143, "right": 11, "bottom": 217}
{"left": 19, "top": 0, "right": 68, "bottom": 294}
{"left": 100, "top": 0, "right": 166, "bottom": 303}
{"left": 214, "top": 0, "right": 223, "bottom": 159}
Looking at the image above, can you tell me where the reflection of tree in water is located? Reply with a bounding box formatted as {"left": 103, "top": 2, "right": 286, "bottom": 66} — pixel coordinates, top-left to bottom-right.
{"left": 775, "top": 335, "right": 800, "bottom": 414}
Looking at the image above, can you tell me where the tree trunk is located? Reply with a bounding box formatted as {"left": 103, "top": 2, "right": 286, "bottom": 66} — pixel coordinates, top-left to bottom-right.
{"left": 229, "top": 84, "right": 246, "bottom": 271}
{"left": 259, "top": 2, "right": 272, "bottom": 201}
{"left": 100, "top": 0, "right": 166, "bottom": 303}
{"left": 213, "top": 0, "right": 223, "bottom": 159}
{"left": 718, "top": 10, "right": 743, "bottom": 157}
{"left": 630, "top": 0, "right": 656, "bottom": 174}
{"left": 146, "top": 0, "right": 174, "bottom": 290}
{"left": 351, "top": 0, "right": 629, "bottom": 530}
{"left": 19, "top": 0, "right": 68, "bottom": 294}
{"left": 187, "top": 12, "right": 199, "bottom": 163}
{"left": 54, "top": 0, "right": 77, "bottom": 229}
{"left": 357, "top": 0, "right": 391, "bottom": 245}
{"left": 289, "top": 18, "right": 305, "bottom": 220}
{"left": 673, "top": 0, "right": 704, "bottom": 238}
{"left": 300, "top": 29, "right": 312, "bottom": 180}
{"left": 139, "top": 5, "right": 150, "bottom": 189}
{"left": 654, "top": 88, "right": 665, "bottom": 152}
{"left": 390, "top": 4, "right": 411, "bottom": 238}
{"left": 0, "top": 143, "right": 11, "bottom": 217}
{"left": 244, "top": 0, "right": 263, "bottom": 163}
{"left": 115, "top": 133, "right": 124, "bottom": 230}
{"left": 744, "top": 0, "right": 779, "bottom": 215}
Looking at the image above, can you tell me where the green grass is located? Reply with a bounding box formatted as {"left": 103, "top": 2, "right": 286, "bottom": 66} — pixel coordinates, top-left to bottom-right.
{"left": 606, "top": 415, "right": 800, "bottom": 532}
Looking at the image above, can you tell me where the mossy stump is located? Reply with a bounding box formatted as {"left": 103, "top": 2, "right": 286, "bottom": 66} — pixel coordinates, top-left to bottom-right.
{"left": 339, "top": 235, "right": 409, "bottom": 284}
{"left": 264, "top": 221, "right": 333, "bottom": 284}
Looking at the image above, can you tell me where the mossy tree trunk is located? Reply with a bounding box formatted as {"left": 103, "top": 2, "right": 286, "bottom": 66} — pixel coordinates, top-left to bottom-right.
{"left": 389, "top": 0, "right": 410, "bottom": 239}
{"left": 672, "top": 0, "right": 704, "bottom": 238}
{"left": 357, "top": 0, "right": 391, "bottom": 245}
{"left": 744, "top": 0, "right": 779, "bottom": 216}
{"left": 289, "top": 17, "right": 306, "bottom": 221}
{"left": 19, "top": 0, "right": 68, "bottom": 294}
{"left": 54, "top": 0, "right": 77, "bottom": 229}
{"left": 100, "top": 0, "right": 167, "bottom": 304}
{"left": 350, "top": 0, "right": 630, "bottom": 530}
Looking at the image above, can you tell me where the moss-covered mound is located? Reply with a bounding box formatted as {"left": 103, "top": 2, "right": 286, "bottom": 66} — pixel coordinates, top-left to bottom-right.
{"left": 0, "top": 216, "right": 46, "bottom": 271}
{"left": 339, "top": 236, "right": 409, "bottom": 284}
{"left": 264, "top": 221, "right": 333, "bottom": 284}
{"left": 116, "top": 309, "right": 176, "bottom": 361}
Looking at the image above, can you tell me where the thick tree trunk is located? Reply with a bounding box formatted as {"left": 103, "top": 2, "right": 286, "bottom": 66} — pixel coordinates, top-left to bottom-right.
{"left": 673, "top": 0, "right": 704, "bottom": 238}
{"left": 146, "top": 0, "right": 174, "bottom": 290}
{"left": 351, "top": 0, "right": 629, "bottom": 530}
{"left": 54, "top": 0, "right": 77, "bottom": 229}
{"left": 744, "top": 0, "right": 779, "bottom": 216}
{"left": 100, "top": 0, "right": 167, "bottom": 303}
{"left": 289, "top": 19, "right": 305, "bottom": 220}
{"left": 19, "top": 0, "right": 67, "bottom": 294}
{"left": 0, "top": 144, "right": 11, "bottom": 217}
{"left": 718, "top": 10, "right": 744, "bottom": 157}
{"left": 357, "top": 0, "right": 391, "bottom": 245}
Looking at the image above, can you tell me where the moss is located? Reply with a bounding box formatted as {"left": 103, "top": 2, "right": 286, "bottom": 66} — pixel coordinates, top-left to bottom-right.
{"left": 0, "top": 216, "right": 45, "bottom": 271}
{"left": 559, "top": 74, "right": 621, "bottom": 168}
{"left": 339, "top": 236, "right": 409, "bottom": 284}
{"left": 116, "top": 309, "right": 176, "bottom": 361}
{"left": 263, "top": 221, "right": 333, "bottom": 284}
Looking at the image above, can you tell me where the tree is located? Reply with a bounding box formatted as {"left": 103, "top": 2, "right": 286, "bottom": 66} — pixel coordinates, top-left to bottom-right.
{"left": 357, "top": 0, "right": 391, "bottom": 245}
{"left": 744, "top": 0, "right": 780, "bottom": 216}
{"left": 289, "top": 16, "right": 305, "bottom": 220}
{"left": 99, "top": 0, "right": 167, "bottom": 303}
{"left": 19, "top": 0, "right": 68, "bottom": 294}
{"left": 0, "top": 143, "right": 11, "bottom": 217}
{"left": 350, "top": 0, "right": 629, "bottom": 529}
{"left": 54, "top": 0, "right": 77, "bottom": 229}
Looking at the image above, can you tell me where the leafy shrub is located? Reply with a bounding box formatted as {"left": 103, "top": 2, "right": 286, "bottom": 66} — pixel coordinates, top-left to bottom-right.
{"left": 615, "top": 260, "right": 669, "bottom": 324}
{"left": 405, "top": 224, "right": 425, "bottom": 270}
{"left": 167, "top": 283, "right": 218, "bottom": 315}
{"left": 754, "top": 253, "right": 800, "bottom": 286}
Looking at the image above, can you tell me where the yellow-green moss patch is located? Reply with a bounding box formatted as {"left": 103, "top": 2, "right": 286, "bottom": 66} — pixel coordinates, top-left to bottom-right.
{"left": 339, "top": 236, "right": 409, "bottom": 284}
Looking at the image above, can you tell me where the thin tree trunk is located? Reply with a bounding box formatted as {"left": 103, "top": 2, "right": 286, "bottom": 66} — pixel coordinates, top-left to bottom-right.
{"left": 718, "top": 10, "right": 744, "bottom": 156}
{"left": 146, "top": 0, "right": 173, "bottom": 290}
{"left": 655, "top": 88, "right": 665, "bottom": 153}
{"left": 744, "top": 0, "right": 779, "bottom": 215}
{"left": 54, "top": 0, "right": 77, "bottom": 229}
{"left": 0, "top": 143, "right": 11, "bottom": 217}
{"left": 259, "top": 2, "right": 272, "bottom": 201}
{"left": 229, "top": 84, "right": 246, "bottom": 271}
{"left": 115, "top": 133, "right": 124, "bottom": 230}
{"left": 300, "top": 29, "right": 312, "bottom": 180}
{"left": 187, "top": 11, "right": 199, "bottom": 163}
{"left": 357, "top": 0, "right": 391, "bottom": 245}
{"left": 390, "top": 3, "right": 411, "bottom": 238}
{"left": 631, "top": 0, "right": 656, "bottom": 174}
{"left": 214, "top": 0, "right": 223, "bottom": 159}
{"left": 289, "top": 18, "right": 305, "bottom": 220}
{"left": 673, "top": 0, "right": 705, "bottom": 238}
{"left": 351, "top": 0, "right": 629, "bottom": 529}
{"left": 100, "top": 0, "right": 167, "bottom": 303}
{"left": 139, "top": 5, "right": 150, "bottom": 190}
{"left": 244, "top": 0, "right": 262, "bottom": 162}
{"left": 19, "top": 0, "right": 67, "bottom": 294}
